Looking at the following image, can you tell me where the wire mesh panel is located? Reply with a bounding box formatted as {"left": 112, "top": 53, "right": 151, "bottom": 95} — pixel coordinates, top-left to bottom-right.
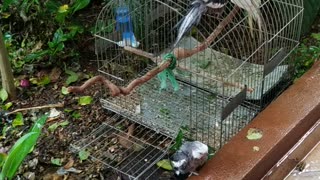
{"left": 71, "top": 0, "right": 304, "bottom": 179}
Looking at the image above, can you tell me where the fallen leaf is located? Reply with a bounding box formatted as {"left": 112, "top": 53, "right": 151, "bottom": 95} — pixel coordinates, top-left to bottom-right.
{"left": 156, "top": 159, "right": 173, "bottom": 171}
{"left": 63, "top": 158, "right": 74, "bottom": 169}
{"left": 78, "top": 149, "right": 90, "bottom": 162}
{"left": 78, "top": 96, "right": 93, "bottom": 106}
{"left": 50, "top": 67, "right": 62, "bottom": 83}
{"left": 12, "top": 112, "right": 24, "bottom": 127}
{"left": 253, "top": 146, "right": 260, "bottom": 152}
{"left": 57, "top": 167, "right": 82, "bottom": 175}
{"left": 51, "top": 157, "right": 62, "bottom": 166}
{"left": 246, "top": 128, "right": 263, "bottom": 140}
{"left": 65, "top": 70, "right": 79, "bottom": 85}
{"left": 49, "top": 108, "right": 61, "bottom": 118}
{"left": 48, "top": 123, "right": 59, "bottom": 132}
{"left": 61, "top": 87, "right": 69, "bottom": 95}
{"left": 3, "top": 102, "right": 13, "bottom": 110}
{"left": 0, "top": 88, "right": 8, "bottom": 102}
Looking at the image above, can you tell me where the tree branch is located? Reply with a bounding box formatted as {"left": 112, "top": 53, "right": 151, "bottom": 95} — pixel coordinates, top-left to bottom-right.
{"left": 68, "top": 6, "right": 242, "bottom": 96}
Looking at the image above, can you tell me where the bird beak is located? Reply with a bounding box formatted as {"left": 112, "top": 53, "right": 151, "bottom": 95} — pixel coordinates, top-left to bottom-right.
{"left": 175, "top": 171, "right": 180, "bottom": 175}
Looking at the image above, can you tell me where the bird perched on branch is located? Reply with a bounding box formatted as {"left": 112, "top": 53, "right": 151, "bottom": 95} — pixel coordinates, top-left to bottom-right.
{"left": 172, "top": 0, "right": 263, "bottom": 49}
{"left": 170, "top": 141, "right": 208, "bottom": 177}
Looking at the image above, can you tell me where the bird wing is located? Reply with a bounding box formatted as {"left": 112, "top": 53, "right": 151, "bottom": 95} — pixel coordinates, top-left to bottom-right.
{"left": 171, "top": 0, "right": 207, "bottom": 49}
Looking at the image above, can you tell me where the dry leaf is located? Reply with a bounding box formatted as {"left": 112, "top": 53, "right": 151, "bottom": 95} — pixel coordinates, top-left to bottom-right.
{"left": 246, "top": 128, "right": 263, "bottom": 140}
{"left": 50, "top": 67, "right": 62, "bottom": 83}
{"left": 63, "top": 158, "right": 74, "bottom": 169}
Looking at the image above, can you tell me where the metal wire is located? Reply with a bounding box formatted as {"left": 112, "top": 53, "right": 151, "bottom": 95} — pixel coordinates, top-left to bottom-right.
{"left": 71, "top": 0, "right": 304, "bottom": 179}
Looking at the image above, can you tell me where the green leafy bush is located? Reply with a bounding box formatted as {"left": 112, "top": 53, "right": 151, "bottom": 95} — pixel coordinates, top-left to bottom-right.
{"left": 294, "top": 33, "right": 320, "bottom": 79}
{"left": 0, "top": 0, "right": 92, "bottom": 72}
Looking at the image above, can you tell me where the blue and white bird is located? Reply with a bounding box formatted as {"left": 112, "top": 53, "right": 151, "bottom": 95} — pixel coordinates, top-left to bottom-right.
{"left": 170, "top": 141, "right": 209, "bottom": 177}
{"left": 172, "top": 0, "right": 262, "bottom": 48}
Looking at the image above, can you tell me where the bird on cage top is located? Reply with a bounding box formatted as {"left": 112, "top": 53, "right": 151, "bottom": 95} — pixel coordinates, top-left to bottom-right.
{"left": 170, "top": 141, "right": 209, "bottom": 178}
{"left": 171, "top": 0, "right": 262, "bottom": 49}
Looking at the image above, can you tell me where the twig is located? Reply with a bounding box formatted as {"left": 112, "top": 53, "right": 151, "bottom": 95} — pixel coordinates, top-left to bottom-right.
{"left": 6, "top": 103, "right": 64, "bottom": 115}
{"left": 118, "top": 124, "right": 136, "bottom": 149}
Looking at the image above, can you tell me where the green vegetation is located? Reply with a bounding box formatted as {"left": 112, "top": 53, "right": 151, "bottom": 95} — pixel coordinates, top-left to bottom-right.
{"left": 1, "top": 0, "right": 92, "bottom": 72}
{"left": 0, "top": 115, "right": 48, "bottom": 180}
{"left": 294, "top": 33, "right": 320, "bottom": 79}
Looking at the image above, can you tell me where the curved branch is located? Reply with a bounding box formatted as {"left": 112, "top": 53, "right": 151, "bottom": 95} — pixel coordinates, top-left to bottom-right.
{"left": 68, "top": 61, "right": 171, "bottom": 96}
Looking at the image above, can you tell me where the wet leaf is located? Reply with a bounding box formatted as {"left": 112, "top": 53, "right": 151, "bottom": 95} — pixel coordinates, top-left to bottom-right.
{"left": 156, "top": 159, "right": 173, "bottom": 171}
{"left": 51, "top": 157, "right": 62, "bottom": 166}
{"left": 3, "top": 102, "right": 13, "bottom": 110}
{"left": 253, "top": 146, "right": 260, "bottom": 152}
{"left": 78, "top": 96, "right": 93, "bottom": 106}
{"left": 12, "top": 112, "right": 24, "bottom": 127}
{"left": 61, "top": 86, "right": 69, "bottom": 95}
{"left": 0, "top": 88, "right": 8, "bottom": 102}
{"left": 78, "top": 149, "right": 90, "bottom": 162}
{"left": 246, "top": 128, "right": 263, "bottom": 140}
{"left": 65, "top": 70, "right": 79, "bottom": 85}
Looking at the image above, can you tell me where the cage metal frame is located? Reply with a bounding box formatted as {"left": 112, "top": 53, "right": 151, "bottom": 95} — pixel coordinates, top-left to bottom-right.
{"left": 71, "top": 0, "right": 304, "bottom": 179}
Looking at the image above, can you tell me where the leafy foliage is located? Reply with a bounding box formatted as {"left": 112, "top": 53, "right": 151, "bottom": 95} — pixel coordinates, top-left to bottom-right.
{"left": 0, "top": 115, "right": 48, "bottom": 180}
{"left": 294, "top": 33, "right": 320, "bottom": 79}
{"left": 0, "top": 0, "right": 92, "bottom": 72}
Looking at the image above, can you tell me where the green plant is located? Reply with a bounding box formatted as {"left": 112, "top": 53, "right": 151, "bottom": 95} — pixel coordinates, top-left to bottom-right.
{"left": 1, "top": 0, "right": 92, "bottom": 72}
{"left": 0, "top": 115, "right": 48, "bottom": 180}
{"left": 294, "top": 33, "right": 320, "bottom": 79}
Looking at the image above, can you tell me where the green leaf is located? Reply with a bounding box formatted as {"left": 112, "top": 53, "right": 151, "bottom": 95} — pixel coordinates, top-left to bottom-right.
{"left": 59, "top": 120, "right": 69, "bottom": 127}
{"left": 48, "top": 120, "right": 69, "bottom": 132}
{"left": 72, "top": 0, "right": 90, "bottom": 14}
{"left": 78, "top": 96, "right": 93, "bottom": 106}
{"left": 78, "top": 149, "right": 90, "bottom": 162}
{"left": 48, "top": 123, "right": 59, "bottom": 132}
{"left": 61, "top": 86, "right": 69, "bottom": 95}
{"left": 51, "top": 157, "right": 62, "bottom": 166}
{"left": 71, "top": 111, "right": 81, "bottom": 119}
{"left": 170, "top": 129, "right": 184, "bottom": 151}
{"left": 0, "top": 89, "right": 8, "bottom": 102}
{"left": 1, "top": 132, "right": 38, "bottom": 179}
{"left": 3, "top": 102, "right": 13, "bottom": 110}
{"left": 38, "top": 76, "right": 51, "bottom": 86}
{"left": 311, "top": 33, "right": 320, "bottom": 41}
{"left": 0, "top": 153, "right": 7, "bottom": 168}
{"left": 12, "top": 113, "right": 24, "bottom": 127}
{"left": 156, "top": 159, "right": 173, "bottom": 171}
{"left": 246, "top": 128, "right": 263, "bottom": 140}
{"left": 65, "top": 70, "right": 79, "bottom": 85}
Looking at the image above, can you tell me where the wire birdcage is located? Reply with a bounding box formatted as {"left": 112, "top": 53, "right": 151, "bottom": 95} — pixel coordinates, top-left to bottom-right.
{"left": 71, "top": 0, "right": 303, "bottom": 179}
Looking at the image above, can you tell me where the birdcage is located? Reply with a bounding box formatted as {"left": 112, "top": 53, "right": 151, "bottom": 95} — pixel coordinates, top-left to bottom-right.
{"left": 70, "top": 0, "right": 303, "bottom": 179}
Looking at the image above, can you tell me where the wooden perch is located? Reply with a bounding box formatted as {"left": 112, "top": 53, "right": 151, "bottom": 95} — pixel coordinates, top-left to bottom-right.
{"left": 68, "top": 6, "right": 248, "bottom": 96}
{"left": 68, "top": 60, "right": 171, "bottom": 96}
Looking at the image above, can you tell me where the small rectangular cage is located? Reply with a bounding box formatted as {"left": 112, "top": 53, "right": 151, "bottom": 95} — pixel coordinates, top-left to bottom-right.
{"left": 71, "top": 0, "right": 304, "bottom": 179}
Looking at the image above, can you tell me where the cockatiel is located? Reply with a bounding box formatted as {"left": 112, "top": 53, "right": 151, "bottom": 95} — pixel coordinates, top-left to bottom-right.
{"left": 231, "top": 0, "right": 262, "bottom": 38}
{"left": 172, "top": 0, "right": 262, "bottom": 49}
{"left": 170, "top": 141, "right": 208, "bottom": 177}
